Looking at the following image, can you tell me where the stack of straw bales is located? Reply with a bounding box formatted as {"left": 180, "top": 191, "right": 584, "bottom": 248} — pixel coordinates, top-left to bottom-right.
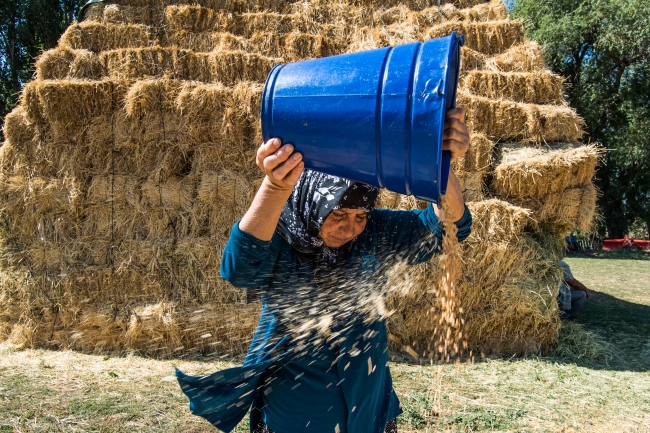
{"left": 0, "top": 0, "right": 599, "bottom": 357}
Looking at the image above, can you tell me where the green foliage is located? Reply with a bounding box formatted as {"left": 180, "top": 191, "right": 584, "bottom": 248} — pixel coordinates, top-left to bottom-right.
{"left": 443, "top": 408, "right": 527, "bottom": 432}
{"left": 397, "top": 391, "right": 431, "bottom": 428}
{"left": 511, "top": 0, "right": 650, "bottom": 238}
{"left": 0, "top": 0, "right": 81, "bottom": 138}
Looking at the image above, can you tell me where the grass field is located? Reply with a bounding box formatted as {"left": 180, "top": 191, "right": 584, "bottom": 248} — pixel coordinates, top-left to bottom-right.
{"left": 1, "top": 250, "right": 649, "bottom": 432}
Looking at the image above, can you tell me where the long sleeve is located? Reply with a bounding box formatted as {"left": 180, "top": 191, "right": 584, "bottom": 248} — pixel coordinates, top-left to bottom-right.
{"left": 220, "top": 221, "right": 279, "bottom": 289}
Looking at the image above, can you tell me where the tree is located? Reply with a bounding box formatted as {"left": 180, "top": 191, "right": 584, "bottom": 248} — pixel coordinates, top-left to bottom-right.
{"left": 0, "top": 0, "right": 81, "bottom": 139}
{"left": 511, "top": 0, "right": 650, "bottom": 238}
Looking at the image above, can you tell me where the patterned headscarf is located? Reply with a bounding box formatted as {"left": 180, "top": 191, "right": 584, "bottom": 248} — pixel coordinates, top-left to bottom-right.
{"left": 276, "top": 169, "right": 379, "bottom": 261}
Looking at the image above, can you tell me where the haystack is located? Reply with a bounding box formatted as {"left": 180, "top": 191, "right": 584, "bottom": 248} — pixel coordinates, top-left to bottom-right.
{"left": 1, "top": 0, "right": 597, "bottom": 358}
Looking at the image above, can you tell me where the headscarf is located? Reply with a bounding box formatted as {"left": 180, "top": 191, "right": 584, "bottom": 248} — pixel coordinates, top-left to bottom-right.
{"left": 276, "top": 169, "right": 379, "bottom": 265}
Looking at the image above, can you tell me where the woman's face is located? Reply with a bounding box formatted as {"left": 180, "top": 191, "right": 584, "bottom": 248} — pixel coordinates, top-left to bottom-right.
{"left": 318, "top": 208, "right": 369, "bottom": 248}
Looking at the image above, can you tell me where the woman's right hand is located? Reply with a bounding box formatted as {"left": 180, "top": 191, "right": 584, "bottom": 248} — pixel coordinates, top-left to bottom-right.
{"left": 256, "top": 138, "right": 304, "bottom": 191}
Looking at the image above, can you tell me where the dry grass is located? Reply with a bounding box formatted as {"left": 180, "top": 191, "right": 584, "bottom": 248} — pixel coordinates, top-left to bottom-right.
{"left": 455, "top": 170, "right": 485, "bottom": 202}
{"left": 82, "top": 2, "right": 165, "bottom": 26}
{"left": 487, "top": 41, "right": 547, "bottom": 72}
{"left": 22, "top": 79, "right": 127, "bottom": 124}
{"left": 493, "top": 144, "right": 601, "bottom": 198}
{"left": 458, "top": 90, "right": 584, "bottom": 142}
{"left": 427, "top": 20, "right": 524, "bottom": 55}
{"left": 101, "top": 48, "right": 278, "bottom": 83}
{"left": 60, "top": 22, "right": 157, "bottom": 53}
{"left": 453, "top": 133, "right": 495, "bottom": 173}
{"left": 509, "top": 183, "right": 599, "bottom": 236}
{"left": 461, "top": 70, "right": 564, "bottom": 104}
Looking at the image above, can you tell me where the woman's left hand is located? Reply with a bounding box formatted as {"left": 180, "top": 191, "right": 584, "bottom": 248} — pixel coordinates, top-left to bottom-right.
{"left": 443, "top": 108, "right": 470, "bottom": 162}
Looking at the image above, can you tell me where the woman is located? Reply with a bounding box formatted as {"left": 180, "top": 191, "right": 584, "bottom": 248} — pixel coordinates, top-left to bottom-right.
{"left": 177, "top": 108, "right": 472, "bottom": 433}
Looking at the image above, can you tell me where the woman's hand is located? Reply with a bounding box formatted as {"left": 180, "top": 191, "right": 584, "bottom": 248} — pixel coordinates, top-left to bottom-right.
{"left": 257, "top": 138, "right": 304, "bottom": 191}
{"left": 240, "top": 138, "right": 304, "bottom": 241}
{"left": 434, "top": 108, "right": 470, "bottom": 222}
{"left": 442, "top": 108, "right": 470, "bottom": 162}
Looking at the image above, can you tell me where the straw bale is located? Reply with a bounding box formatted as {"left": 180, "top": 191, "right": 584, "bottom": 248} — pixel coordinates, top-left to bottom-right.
{"left": 176, "top": 302, "right": 260, "bottom": 355}
{"left": 128, "top": 114, "right": 186, "bottom": 149}
{"left": 493, "top": 144, "right": 601, "bottom": 198}
{"left": 233, "top": 12, "right": 324, "bottom": 39}
{"left": 82, "top": 3, "right": 164, "bottom": 26}
{"left": 462, "top": 70, "right": 565, "bottom": 105}
{"left": 176, "top": 81, "right": 262, "bottom": 148}
{"left": 101, "top": 48, "right": 210, "bottom": 82}
{"left": 60, "top": 22, "right": 157, "bottom": 52}
{"left": 164, "top": 5, "right": 233, "bottom": 33}
{"left": 0, "top": 141, "right": 27, "bottom": 176}
{"left": 456, "top": 170, "right": 485, "bottom": 202}
{"left": 82, "top": 112, "right": 141, "bottom": 155}
{"left": 290, "top": 0, "right": 367, "bottom": 29}
{"left": 427, "top": 20, "right": 525, "bottom": 55}
{"left": 457, "top": 91, "right": 584, "bottom": 142}
{"left": 350, "top": 0, "right": 489, "bottom": 12}
{"left": 22, "top": 80, "right": 127, "bottom": 125}
{"left": 165, "top": 7, "right": 315, "bottom": 37}
{"left": 345, "top": 27, "right": 391, "bottom": 52}
{"left": 124, "top": 301, "right": 182, "bottom": 353}
{"left": 68, "top": 306, "right": 131, "bottom": 354}
{"left": 0, "top": 175, "right": 85, "bottom": 246}
{"left": 166, "top": 30, "right": 252, "bottom": 53}
{"left": 24, "top": 239, "right": 111, "bottom": 272}
{"left": 194, "top": 175, "right": 256, "bottom": 238}
{"left": 81, "top": 204, "right": 148, "bottom": 240}
{"left": 141, "top": 177, "right": 196, "bottom": 210}
{"left": 174, "top": 236, "right": 223, "bottom": 270}
{"left": 124, "top": 79, "right": 184, "bottom": 117}
{"left": 101, "top": 48, "right": 277, "bottom": 84}
{"left": 458, "top": 1, "right": 508, "bottom": 22}
{"left": 112, "top": 239, "right": 174, "bottom": 271}
{"left": 3, "top": 323, "right": 34, "bottom": 349}
{"left": 247, "top": 32, "right": 340, "bottom": 61}
{"left": 4, "top": 134, "right": 134, "bottom": 179}
{"left": 197, "top": 170, "right": 254, "bottom": 212}
{"left": 511, "top": 184, "right": 598, "bottom": 235}
{"left": 87, "top": 175, "right": 141, "bottom": 207}
{"left": 35, "top": 47, "right": 104, "bottom": 80}
{"left": 206, "top": 50, "right": 278, "bottom": 85}
{"left": 460, "top": 47, "right": 487, "bottom": 72}
{"left": 352, "top": 3, "right": 512, "bottom": 49}
{"left": 0, "top": 175, "right": 84, "bottom": 216}
{"left": 197, "top": 0, "right": 293, "bottom": 14}
{"left": 2, "top": 106, "right": 36, "bottom": 149}
{"left": 411, "top": 2, "right": 507, "bottom": 28}
{"left": 189, "top": 140, "right": 259, "bottom": 177}
{"left": 145, "top": 145, "right": 192, "bottom": 182}
{"left": 464, "top": 199, "right": 531, "bottom": 241}
{"left": 453, "top": 133, "right": 494, "bottom": 173}
{"left": 486, "top": 41, "right": 547, "bottom": 73}
{"left": 0, "top": 211, "right": 81, "bottom": 250}
{"left": 376, "top": 190, "right": 428, "bottom": 211}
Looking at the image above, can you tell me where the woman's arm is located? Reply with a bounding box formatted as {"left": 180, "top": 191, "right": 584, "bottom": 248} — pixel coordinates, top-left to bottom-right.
{"left": 239, "top": 138, "right": 304, "bottom": 241}
{"left": 433, "top": 108, "right": 470, "bottom": 222}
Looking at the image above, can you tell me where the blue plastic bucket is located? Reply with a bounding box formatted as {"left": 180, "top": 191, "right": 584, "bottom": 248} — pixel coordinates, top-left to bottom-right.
{"left": 261, "top": 32, "right": 464, "bottom": 204}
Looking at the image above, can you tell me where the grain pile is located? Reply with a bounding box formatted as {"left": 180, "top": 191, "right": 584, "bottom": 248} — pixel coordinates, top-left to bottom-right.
{"left": 1, "top": 0, "right": 598, "bottom": 357}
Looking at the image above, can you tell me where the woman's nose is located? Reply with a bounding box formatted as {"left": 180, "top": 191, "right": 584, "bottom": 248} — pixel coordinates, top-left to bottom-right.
{"left": 339, "top": 220, "right": 353, "bottom": 234}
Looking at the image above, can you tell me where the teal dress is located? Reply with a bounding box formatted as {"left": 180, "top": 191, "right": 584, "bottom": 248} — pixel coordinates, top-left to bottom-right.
{"left": 177, "top": 204, "right": 472, "bottom": 433}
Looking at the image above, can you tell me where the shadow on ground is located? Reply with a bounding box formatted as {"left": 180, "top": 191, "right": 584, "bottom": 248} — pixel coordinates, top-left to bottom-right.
{"left": 565, "top": 289, "right": 650, "bottom": 371}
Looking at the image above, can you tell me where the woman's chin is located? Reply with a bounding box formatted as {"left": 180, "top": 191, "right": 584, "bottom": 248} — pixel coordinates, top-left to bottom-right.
{"left": 324, "top": 237, "right": 351, "bottom": 248}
